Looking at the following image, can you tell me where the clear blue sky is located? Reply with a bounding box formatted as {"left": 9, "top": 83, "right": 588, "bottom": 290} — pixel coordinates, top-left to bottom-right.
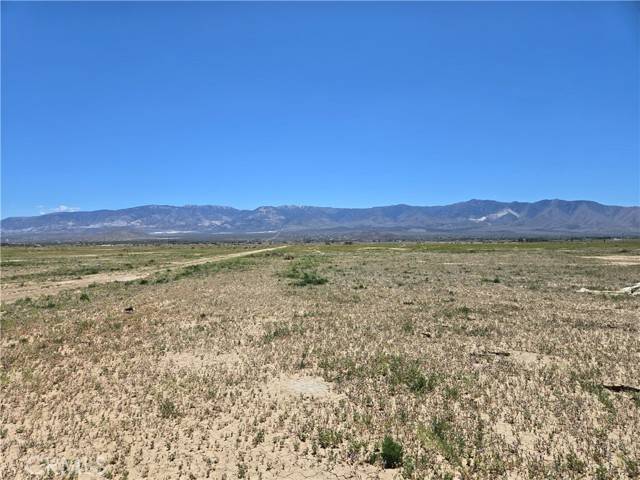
{"left": 2, "top": 1, "right": 638, "bottom": 218}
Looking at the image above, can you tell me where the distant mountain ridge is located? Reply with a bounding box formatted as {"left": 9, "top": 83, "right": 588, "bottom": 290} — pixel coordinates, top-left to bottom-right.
{"left": 1, "top": 199, "right": 638, "bottom": 242}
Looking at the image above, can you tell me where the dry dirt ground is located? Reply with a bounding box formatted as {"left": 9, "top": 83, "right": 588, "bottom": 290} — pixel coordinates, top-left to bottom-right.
{"left": 1, "top": 241, "right": 639, "bottom": 479}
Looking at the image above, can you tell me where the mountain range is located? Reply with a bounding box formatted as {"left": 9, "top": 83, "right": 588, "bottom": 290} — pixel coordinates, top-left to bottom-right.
{"left": 1, "top": 199, "right": 638, "bottom": 243}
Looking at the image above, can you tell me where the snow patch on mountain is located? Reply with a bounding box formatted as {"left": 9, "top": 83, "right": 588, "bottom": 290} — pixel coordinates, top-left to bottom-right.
{"left": 198, "top": 219, "right": 227, "bottom": 227}
{"left": 470, "top": 208, "right": 520, "bottom": 223}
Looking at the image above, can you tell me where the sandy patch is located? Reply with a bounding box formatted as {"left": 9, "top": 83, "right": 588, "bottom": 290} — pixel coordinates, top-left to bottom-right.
{"left": 286, "top": 377, "right": 331, "bottom": 397}
{"left": 581, "top": 255, "right": 640, "bottom": 266}
{"left": 268, "top": 375, "right": 341, "bottom": 401}
{"left": 161, "top": 350, "right": 240, "bottom": 371}
{"left": 509, "top": 350, "right": 567, "bottom": 368}
{"left": 480, "top": 413, "right": 538, "bottom": 457}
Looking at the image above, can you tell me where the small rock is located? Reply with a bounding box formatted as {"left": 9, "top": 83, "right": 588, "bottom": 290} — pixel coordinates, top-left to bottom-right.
{"left": 96, "top": 453, "right": 112, "bottom": 467}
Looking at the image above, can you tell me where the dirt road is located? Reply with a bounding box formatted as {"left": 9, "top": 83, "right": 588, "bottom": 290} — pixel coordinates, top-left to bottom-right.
{"left": 0, "top": 246, "right": 286, "bottom": 303}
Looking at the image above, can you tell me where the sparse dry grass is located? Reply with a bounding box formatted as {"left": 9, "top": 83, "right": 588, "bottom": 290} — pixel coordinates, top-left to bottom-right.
{"left": 1, "top": 241, "right": 639, "bottom": 479}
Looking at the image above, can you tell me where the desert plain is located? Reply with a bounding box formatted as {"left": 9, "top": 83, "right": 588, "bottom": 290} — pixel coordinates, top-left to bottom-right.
{"left": 1, "top": 240, "right": 639, "bottom": 479}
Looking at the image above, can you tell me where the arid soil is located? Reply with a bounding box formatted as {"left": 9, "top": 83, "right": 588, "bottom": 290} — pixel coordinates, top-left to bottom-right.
{"left": 1, "top": 241, "right": 639, "bottom": 479}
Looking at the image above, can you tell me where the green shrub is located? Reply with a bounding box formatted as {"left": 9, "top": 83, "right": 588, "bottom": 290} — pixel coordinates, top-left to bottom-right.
{"left": 581, "top": 382, "right": 615, "bottom": 414}
{"left": 293, "top": 271, "right": 328, "bottom": 286}
{"left": 401, "top": 320, "right": 415, "bottom": 334}
{"left": 401, "top": 455, "right": 415, "bottom": 478}
{"left": 159, "top": 398, "right": 179, "bottom": 419}
{"left": 418, "top": 417, "right": 465, "bottom": 466}
{"left": 624, "top": 456, "right": 639, "bottom": 477}
{"left": 381, "top": 436, "right": 403, "bottom": 468}
{"left": 385, "top": 355, "right": 440, "bottom": 394}
{"left": 237, "top": 462, "right": 248, "bottom": 479}
{"left": 318, "top": 429, "right": 342, "bottom": 449}
{"left": 565, "top": 451, "right": 586, "bottom": 474}
{"left": 282, "top": 256, "right": 328, "bottom": 286}
{"left": 481, "top": 277, "right": 501, "bottom": 284}
{"left": 253, "top": 429, "right": 265, "bottom": 446}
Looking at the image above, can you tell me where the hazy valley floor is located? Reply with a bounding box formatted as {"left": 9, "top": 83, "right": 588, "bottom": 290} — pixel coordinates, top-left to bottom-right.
{"left": 1, "top": 241, "right": 639, "bottom": 479}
